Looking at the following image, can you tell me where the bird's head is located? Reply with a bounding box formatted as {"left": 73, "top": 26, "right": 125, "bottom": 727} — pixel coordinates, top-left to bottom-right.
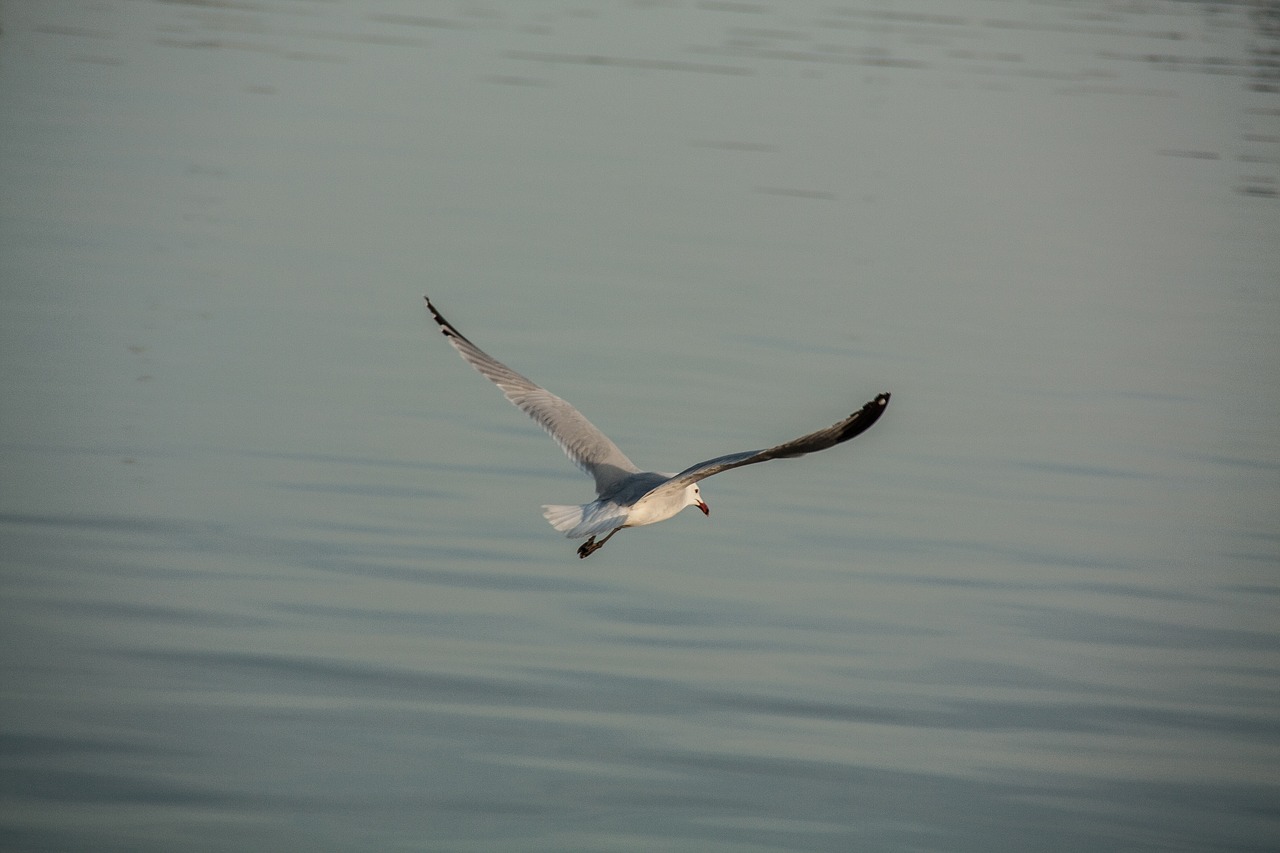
{"left": 687, "top": 483, "right": 710, "bottom": 516}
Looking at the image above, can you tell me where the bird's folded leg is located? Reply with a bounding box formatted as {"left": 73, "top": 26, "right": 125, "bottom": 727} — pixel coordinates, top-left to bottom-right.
{"left": 577, "top": 527, "right": 621, "bottom": 559}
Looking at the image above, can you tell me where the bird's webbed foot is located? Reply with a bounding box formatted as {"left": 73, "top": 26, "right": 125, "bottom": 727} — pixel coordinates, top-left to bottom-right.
{"left": 576, "top": 527, "right": 620, "bottom": 559}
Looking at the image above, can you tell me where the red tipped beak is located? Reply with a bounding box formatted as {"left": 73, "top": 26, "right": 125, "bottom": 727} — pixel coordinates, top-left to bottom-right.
{"left": 697, "top": 501, "right": 710, "bottom": 516}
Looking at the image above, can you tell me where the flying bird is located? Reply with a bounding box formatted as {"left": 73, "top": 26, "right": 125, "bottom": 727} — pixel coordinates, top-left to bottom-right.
{"left": 426, "top": 297, "right": 889, "bottom": 558}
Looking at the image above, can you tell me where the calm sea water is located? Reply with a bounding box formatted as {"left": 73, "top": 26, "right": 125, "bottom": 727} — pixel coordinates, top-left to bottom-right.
{"left": 2, "top": 1, "right": 1278, "bottom": 851}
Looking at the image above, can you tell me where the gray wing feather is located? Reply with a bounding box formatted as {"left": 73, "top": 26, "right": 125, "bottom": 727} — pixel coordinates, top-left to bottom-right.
{"left": 649, "top": 392, "right": 890, "bottom": 496}
{"left": 427, "top": 298, "right": 642, "bottom": 496}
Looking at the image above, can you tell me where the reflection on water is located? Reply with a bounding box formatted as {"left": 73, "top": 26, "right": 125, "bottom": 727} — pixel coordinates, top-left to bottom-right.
{"left": 2, "top": 1, "right": 1278, "bottom": 851}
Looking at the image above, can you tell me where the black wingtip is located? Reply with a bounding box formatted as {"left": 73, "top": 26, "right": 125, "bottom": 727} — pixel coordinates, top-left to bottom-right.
{"left": 424, "top": 296, "right": 458, "bottom": 339}
{"left": 867, "top": 392, "right": 890, "bottom": 419}
{"left": 859, "top": 392, "right": 890, "bottom": 417}
{"left": 833, "top": 391, "right": 890, "bottom": 443}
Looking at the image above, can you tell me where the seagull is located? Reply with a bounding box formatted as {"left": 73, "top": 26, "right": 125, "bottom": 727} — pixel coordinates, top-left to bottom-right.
{"left": 426, "top": 297, "right": 889, "bottom": 558}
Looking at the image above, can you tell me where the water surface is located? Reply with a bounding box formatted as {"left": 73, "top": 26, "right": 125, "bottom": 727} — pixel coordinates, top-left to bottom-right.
{"left": 2, "top": 1, "right": 1278, "bottom": 850}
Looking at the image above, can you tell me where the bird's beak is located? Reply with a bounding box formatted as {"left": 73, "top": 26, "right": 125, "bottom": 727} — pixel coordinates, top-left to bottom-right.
{"left": 697, "top": 501, "right": 710, "bottom": 516}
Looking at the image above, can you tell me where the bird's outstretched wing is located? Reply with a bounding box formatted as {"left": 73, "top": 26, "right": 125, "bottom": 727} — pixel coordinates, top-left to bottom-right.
{"left": 648, "top": 392, "right": 890, "bottom": 496}
{"left": 426, "top": 297, "right": 642, "bottom": 496}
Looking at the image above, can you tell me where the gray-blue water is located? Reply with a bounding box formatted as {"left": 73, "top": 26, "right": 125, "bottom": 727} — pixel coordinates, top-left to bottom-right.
{"left": 2, "top": 1, "right": 1278, "bottom": 850}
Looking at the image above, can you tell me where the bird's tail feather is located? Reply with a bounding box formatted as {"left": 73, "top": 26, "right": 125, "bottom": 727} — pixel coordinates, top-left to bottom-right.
{"left": 542, "top": 503, "right": 585, "bottom": 536}
{"left": 542, "top": 503, "right": 626, "bottom": 539}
